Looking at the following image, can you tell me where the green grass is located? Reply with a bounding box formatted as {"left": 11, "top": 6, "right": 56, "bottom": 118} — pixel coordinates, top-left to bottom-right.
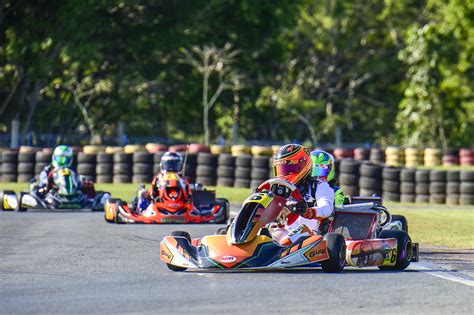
{"left": 2, "top": 182, "right": 473, "bottom": 249}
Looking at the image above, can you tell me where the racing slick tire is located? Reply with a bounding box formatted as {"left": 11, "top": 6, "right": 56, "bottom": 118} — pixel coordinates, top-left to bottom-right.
{"left": 17, "top": 192, "right": 27, "bottom": 212}
{"left": 378, "top": 230, "right": 413, "bottom": 271}
{"left": 321, "top": 233, "right": 346, "bottom": 273}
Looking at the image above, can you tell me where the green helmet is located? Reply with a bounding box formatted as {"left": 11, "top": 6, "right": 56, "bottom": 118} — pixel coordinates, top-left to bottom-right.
{"left": 52, "top": 145, "right": 73, "bottom": 168}
{"left": 310, "top": 150, "right": 335, "bottom": 182}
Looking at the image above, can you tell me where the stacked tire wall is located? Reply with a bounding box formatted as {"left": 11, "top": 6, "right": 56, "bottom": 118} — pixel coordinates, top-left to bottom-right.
{"left": 77, "top": 153, "right": 96, "bottom": 181}
{"left": 132, "top": 152, "right": 153, "bottom": 183}
{"left": 338, "top": 159, "right": 360, "bottom": 197}
{"left": 96, "top": 153, "right": 113, "bottom": 183}
{"left": 113, "top": 153, "right": 132, "bottom": 183}
{"left": 217, "top": 154, "right": 235, "bottom": 187}
{"left": 196, "top": 153, "right": 217, "bottom": 186}
{"left": 234, "top": 155, "right": 251, "bottom": 188}
{"left": 2, "top": 151, "right": 18, "bottom": 182}
{"left": 359, "top": 163, "right": 383, "bottom": 197}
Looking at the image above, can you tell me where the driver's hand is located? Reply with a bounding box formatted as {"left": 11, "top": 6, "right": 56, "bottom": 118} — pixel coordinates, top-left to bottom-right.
{"left": 289, "top": 200, "right": 308, "bottom": 215}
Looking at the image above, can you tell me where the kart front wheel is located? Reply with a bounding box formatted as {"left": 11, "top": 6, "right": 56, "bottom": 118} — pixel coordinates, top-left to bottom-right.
{"left": 390, "top": 215, "right": 408, "bottom": 233}
{"left": 378, "top": 230, "right": 412, "bottom": 271}
{"left": 167, "top": 264, "right": 187, "bottom": 272}
{"left": 321, "top": 233, "right": 346, "bottom": 273}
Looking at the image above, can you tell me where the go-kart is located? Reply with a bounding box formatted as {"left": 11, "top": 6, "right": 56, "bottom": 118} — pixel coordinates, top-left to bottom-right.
{"left": 0, "top": 167, "right": 110, "bottom": 211}
{"left": 104, "top": 172, "right": 229, "bottom": 224}
{"left": 328, "top": 196, "right": 419, "bottom": 270}
{"left": 160, "top": 178, "right": 347, "bottom": 272}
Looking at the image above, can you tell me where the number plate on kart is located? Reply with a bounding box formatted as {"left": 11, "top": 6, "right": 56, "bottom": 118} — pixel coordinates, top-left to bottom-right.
{"left": 160, "top": 217, "right": 186, "bottom": 223}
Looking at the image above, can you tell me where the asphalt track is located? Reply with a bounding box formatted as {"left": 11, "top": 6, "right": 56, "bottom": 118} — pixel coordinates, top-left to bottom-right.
{"left": 0, "top": 210, "right": 473, "bottom": 314}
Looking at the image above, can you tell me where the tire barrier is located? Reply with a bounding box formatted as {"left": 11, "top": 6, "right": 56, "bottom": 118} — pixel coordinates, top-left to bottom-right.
{"left": 415, "top": 170, "right": 430, "bottom": 203}
{"left": 353, "top": 147, "right": 370, "bottom": 161}
{"left": 231, "top": 145, "right": 251, "bottom": 157}
{"left": 113, "top": 153, "right": 132, "bottom": 183}
{"left": 359, "top": 162, "right": 383, "bottom": 196}
{"left": 333, "top": 148, "right": 353, "bottom": 159}
{"left": 132, "top": 152, "right": 153, "bottom": 183}
{"left": 405, "top": 148, "right": 423, "bottom": 168}
{"left": 385, "top": 146, "right": 404, "bottom": 167}
{"left": 183, "top": 153, "right": 197, "bottom": 184}
{"left": 216, "top": 154, "right": 235, "bottom": 187}
{"left": 196, "top": 153, "right": 218, "bottom": 186}
{"left": 338, "top": 159, "right": 360, "bottom": 197}
{"left": 234, "top": 154, "right": 252, "bottom": 188}
{"left": 77, "top": 152, "right": 97, "bottom": 182}
{"left": 210, "top": 145, "right": 230, "bottom": 154}
{"left": 429, "top": 170, "right": 446, "bottom": 204}
{"left": 382, "top": 167, "right": 401, "bottom": 202}
{"left": 17, "top": 152, "right": 36, "bottom": 182}
{"left": 424, "top": 148, "right": 442, "bottom": 167}
{"left": 369, "top": 148, "right": 385, "bottom": 164}
{"left": 400, "top": 169, "right": 416, "bottom": 203}
{"left": 95, "top": 153, "right": 113, "bottom": 183}
{"left": 1, "top": 151, "right": 18, "bottom": 182}
{"left": 460, "top": 170, "right": 474, "bottom": 205}
{"left": 250, "top": 156, "right": 271, "bottom": 189}
{"left": 460, "top": 149, "right": 474, "bottom": 166}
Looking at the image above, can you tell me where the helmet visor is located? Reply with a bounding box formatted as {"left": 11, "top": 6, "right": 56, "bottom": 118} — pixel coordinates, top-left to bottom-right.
{"left": 162, "top": 159, "right": 181, "bottom": 172}
{"left": 273, "top": 160, "right": 305, "bottom": 177}
{"left": 53, "top": 155, "right": 71, "bottom": 167}
{"left": 312, "top": 164, "right": 330, "bottom": 177}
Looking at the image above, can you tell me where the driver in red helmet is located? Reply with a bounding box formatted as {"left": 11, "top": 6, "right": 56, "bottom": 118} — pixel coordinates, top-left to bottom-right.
{"left": 270, "top": 144, "right": 335, "bottom": 244}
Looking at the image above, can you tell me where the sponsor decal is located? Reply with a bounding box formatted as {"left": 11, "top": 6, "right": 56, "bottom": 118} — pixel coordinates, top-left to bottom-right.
{"left": 281, "top": 261, "right": 290, "bottom": 265}
{"left": 219, "top": 255, "right": 237, "bottom": 263}
{"left": 309, "top": 248, "right": 326, "bottom": 257}
{"left": 161, "top": 249, "right": 172, "bottom": 260}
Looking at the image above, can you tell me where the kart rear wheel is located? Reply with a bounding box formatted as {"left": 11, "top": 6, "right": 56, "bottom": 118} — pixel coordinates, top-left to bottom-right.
{"left": 167, "top": 264, "right": 187, "bottom": 272}
{"left": 170, "top": 231, "right": 192, "bottom": 243}
{"left": 321, "top": 233, "right": 346, "bottom": 273}
{"left": 17, "top": 193, "right": 27, "bottom": 212}
{"left": 390, "top": 215, "right": 408, "bottom": 233}
{"left": 378, "top": 230, "right": 412, "bottom": 271}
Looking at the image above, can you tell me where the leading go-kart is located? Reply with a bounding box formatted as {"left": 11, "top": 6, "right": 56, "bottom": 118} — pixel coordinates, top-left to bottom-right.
{"left": 0, "top": 167, "right": 110, "bottom": 211}
{"left": 104, "top": 172, "right": 229, "bottom": 224}
{"left": 160, "top": 178, "right": 347, "bottom": 272}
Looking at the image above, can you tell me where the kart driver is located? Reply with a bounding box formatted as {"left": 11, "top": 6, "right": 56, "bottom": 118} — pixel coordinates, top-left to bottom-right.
{"left": 35, "top": 144, "right": 81, "bottom": 197}
{"left": 136, "top": 151, "right": 192, "bottom": 212}
{"left": 269, "top": 144, "right": 335, "bottom": 244}
{"left": 311, "top": 149, "right": 345, "bottom": 207}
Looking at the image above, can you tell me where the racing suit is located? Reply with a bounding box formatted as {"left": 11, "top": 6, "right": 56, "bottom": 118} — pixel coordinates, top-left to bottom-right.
{"left": 273, "top": 179, "right": 335, "bottom": 244}
{"left": 34, "top": 164, "right": 82, "bottom": 197}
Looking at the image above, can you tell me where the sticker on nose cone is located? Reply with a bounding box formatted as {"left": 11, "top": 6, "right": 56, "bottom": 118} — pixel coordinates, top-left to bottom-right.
{"left": 219, "top": 255, "right": 237, "bottom": 263}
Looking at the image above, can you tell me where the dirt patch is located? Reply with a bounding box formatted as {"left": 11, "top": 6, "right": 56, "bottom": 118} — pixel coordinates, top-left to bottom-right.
{"left": 421, "top": 246, "right": 474, "bottom": 278}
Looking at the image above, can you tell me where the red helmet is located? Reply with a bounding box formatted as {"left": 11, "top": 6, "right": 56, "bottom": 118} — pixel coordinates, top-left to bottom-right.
{"left": 272, "top": 144, "right": 312, "bottom": 186}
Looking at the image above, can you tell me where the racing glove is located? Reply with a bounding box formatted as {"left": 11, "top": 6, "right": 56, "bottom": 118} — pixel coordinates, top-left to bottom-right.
{"left": 289, "top": 200, "right": 308, "bottom": 215}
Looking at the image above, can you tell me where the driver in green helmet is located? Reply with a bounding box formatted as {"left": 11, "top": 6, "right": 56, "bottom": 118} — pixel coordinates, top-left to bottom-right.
{"left": 35, "top": 145, "right": 80, "bottom": 197}
{"left": 310, "top": 149, "right": 345, "bottom": 206}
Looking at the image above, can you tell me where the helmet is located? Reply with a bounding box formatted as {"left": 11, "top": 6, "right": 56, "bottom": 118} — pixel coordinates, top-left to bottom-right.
{"left": 52, "top": 145, "right": 73, "bottom": 168}
{"left": 272, "top": 144, "right": 312, "bottom": 186}
{"left": 160, "top": 152, "right": 183, "bottom": 172}
{"left": 310, "top": 150, "right": 335, "bottom": 182}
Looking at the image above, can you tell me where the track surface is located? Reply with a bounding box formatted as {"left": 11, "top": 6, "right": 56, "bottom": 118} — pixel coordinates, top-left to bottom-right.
{"left": 0, "top": 210, "right": 473, "bottom": 314}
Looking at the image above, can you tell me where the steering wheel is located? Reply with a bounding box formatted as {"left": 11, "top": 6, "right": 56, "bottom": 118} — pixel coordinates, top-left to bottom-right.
{"left": 256, "top": 178, "right": 304, "bottom": 202}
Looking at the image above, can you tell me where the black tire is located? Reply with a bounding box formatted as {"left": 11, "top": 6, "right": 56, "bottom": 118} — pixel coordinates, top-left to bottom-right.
{"left": 459, "top": 194, "right": 474, "bottom": 205}
{"left": 133, "top": 163, "right": 152, "bottom": 175}
{"left": 96, "top": 163, "right": 113, "bottom": 175}
{"left": 429, "top": 194, "right": 446, "bottom": 204}
{"left": 339, "top": 159, "right": 360, "bottom": 174}
{"left": 382, "top": 168, "right": 400, "bottom": 181}
{"left": 378, "top": 230, "right": 412, "bottom": 271}
{"left": 383, "top": 192, "right": 400, "bottom": 202}
{"left": 96, "top": 175, "right": 113, "bottom": 183}
{"left": 2, "top": 151, "right": 18, "bottom": 163}
{"left": 1, "top": 174, "right": 17, "bottom": 182}
{"left": 340, "top": 185, "right": 359, "bottom": 196}
{"left": 196, "top": 165, "right": 217, "bottom": 177}
{"left": 400, "top": 194, "right": 416, "bottom": 203}
{"left": 415, "top": 170, "right": 430, "bottom": 182}
{"left": 133, "top": 152, "right": 152, "bottom": 163}
{"left": 429, "top": 182, "right": 446, "bottom": 194}
{"left": 154, "top": 152, "right": 165, "bottom": 163}
{"left": 18, "top": 162, "right": 34, "bottom": 174}
{"left": 184, "top": 154, "right": 198, "bottom": 166}
{"left": 430, "top": 170, "right": 446, "bottom": 182}
{"left": 234, "top": 167, "right": 251, "bottom": 179}
{"left": 17, "top": 174, "right": 33, "bottom": 182}
{"left": 17, "top": 193, "right": 27, "bottom": 211}
{"left": 114, "top": 153, "right": 132, "bottom": 163}
{"left": 400, "top": 169, "right": 416, "bottom": 182}
{"left": 251, "top": 156, "right": 270, "bottom": 168}
{"left": 234, "top": 178, "right": 250, "bottom": 188}
{"left": 446, "top": 194, "right": 459, "bottom": 205}
{"left": 359, "top": 163, "right": 383, "bottom": 178}
{"left": 400, "top": 182, "right": 415, "bottom": 194}
{"left": 132, "top": 174, "right": 152, "bottom": 183}
{"left": 391, "top": 215, "right": 408, "bottom": 233}
{"left": 339, "top": 174, "right": 358, "bottom": 185}
{"left": 218, "top": 154, "right": 235, "bottom": 166}
{"left": 460, "top": 182, "right": 474, "bottom": 195}
{"left": 113, "top": 174, "right": 131, "bottom": 183}
{"left": 359, "top": 188, "right": 382, "bottom": 196}
{"left": 197, "top": 153, "right": 217, "bottom": 166}
{"left": 77, "top": 163, "right": 95, "bottom": 176}
{"left": 97, "top": 153, "right": 113, "bottom": 164}
{"left": 321, "top": 233, "right": 346, "bottom": 273}
{"left": 217, "top": 166, "right": 234, "bottom": 178}
{"left": 77, "top": 153, "right": 96, "bottom": 164}
{"left": 2, "top": 163, "right": 18, "bottom": 174}
{"left": 415, "top": 183, "right": 429, "bottom": 195}
{"left": 460, "top": 170, "right": 474, "bottom": 182}
{"left": 382, "top": 180, "right": 400, "bottom": 193}
{"left": 359, "top": 177, "right": 381, "bottom": 190}
{"left": 251, "top": 167, "right": 269, "bottom": 180}
{"left": 196, "top": 176, "right": 216, "bottom": 186}
{"left": 235, "top": 155, "right": 252, "bottom": 167}
{"left": 113, "top": 163, "right": 131, "bottom": 175}
{"left": 18, "top": 152, "right": 35, "bottom": 163}
{"left": 415, "top": 194, "right": 429, "bottom": 203}
{"left": 447, "top": 170, "right": 460, "bottom": 182}
{"left": 35, "top": 152, "right": 52, "bottom": 163}
{"left": 217, "top": 177, "right": 234, "bottom": 187}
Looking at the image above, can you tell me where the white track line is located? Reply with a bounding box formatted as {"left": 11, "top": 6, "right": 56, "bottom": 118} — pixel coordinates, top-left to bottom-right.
{"left": 408, "top": 262, "right": 474, "bottom": 287}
